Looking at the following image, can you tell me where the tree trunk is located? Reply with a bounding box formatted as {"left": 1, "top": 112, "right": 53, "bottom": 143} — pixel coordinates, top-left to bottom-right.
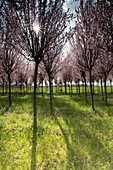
{"left": 89, "top": 70, "right": 94, "bottom": 110}
{"left": 64, "top": 81, "right": 67, "bottom": 94}
{"left": 16, "top": 81, "right": 18, "bottom": 92}
{"left": 20, "top": 83, "right": 22, "bottom": 93}
{"left": 8, "top": 74, "right": 11, "bottom": 106}
{"left": 82, "top": 82, "right": 84, "bottom": 93}
{"left": 61, "top": 83, "right": 62, "bottom": 92}
{"left": 49, "top": 74, "right": 53, "bottom": 110}
{"left": 68, "top": 82, "right": 70, "bottom": 93}
{"left": 33, "top": 62, "right": 38, "bottom": 128}
{"left": 2, "top": 81, "right": 4, "bottom": 95}
{"left": 92, "top": 81, "right": 94, "bottom": 93}
{"left": 26, "top": 81, "right": 28, "bottom": 92}
{"left": 84, "top": 78, "right": 87, "bottom": 102}
{"left": 42, "top": 81, "right": 43, "bottom": 96}
{"left": 104, "top": 76, "right": 107, "bottom": 103}
{"left": 71, "top": 81, "right": 73, "bottom": 93}
{"left": 78, "top": 81, "right": 80, "bottom": 96}
{"left": 101, "top": 78, "right": 104, "bottom": 100}
{"left": 76, "top": 83, "right": 78, "bottom": 93}
{"left": 110, "top": 80, "right": 112, "bottom": 93}
{"left": 6, "top": 82, "right": 8, "bottom": 92}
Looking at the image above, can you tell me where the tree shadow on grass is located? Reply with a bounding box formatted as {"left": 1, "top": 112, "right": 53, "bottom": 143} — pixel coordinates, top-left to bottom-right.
{"left": 31, "top": 127, "right": 37, "bottom": 170}
{"left": 51, "top": 110, "right": 76, "bottom": 169}
{"left": 52, "top": 96, "right": 113, "bottom": 168}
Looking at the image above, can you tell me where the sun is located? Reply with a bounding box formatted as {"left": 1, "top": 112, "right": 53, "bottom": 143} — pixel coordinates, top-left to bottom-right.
{"left": 33, "top": 23, "right": 40, "bottom": 35}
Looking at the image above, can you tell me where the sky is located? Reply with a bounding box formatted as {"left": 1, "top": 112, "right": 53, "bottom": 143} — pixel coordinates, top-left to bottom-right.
{"left": 62, "top": 0, "right": 80, "bottom": 56}
{"left": 63, "top": 0, "right": 80, "bottom": 14}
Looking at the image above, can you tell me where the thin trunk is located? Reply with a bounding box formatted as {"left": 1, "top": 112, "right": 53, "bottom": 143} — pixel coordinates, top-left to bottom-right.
{"left": 26, "top": 81, "right": 27, "bottom": 92}
{"left": 20, "top": 83, "right": 22, "bottom": 93}
{"left": 110, "top": 80, "right": 112, "bottom": 93}
{"left": 71, "top": 81, "right": 73, "bottom": 93}
{"left": 64, "top": 81, "right": 67, "bottom": 94}
{"left": 2, "top": 81, "right": 4, "bottom": 95}
{"left": 104, "top": 76, "right": 107, "bottom": 103}
{"left": 49, "top": 74, "right": 52, "bottom": 110}
{"left": 6, "top": 82, "right": 8, "bottom": 92}
{"left": 16, "top": 81, "right": 18, "bottom": 92}
{"left": 33, "top": 62, "right": 38, "bottom": 128}
{"left": 78, "top": 81, "right": 80, "bottom": 96}
{"left": 76, "top": 83, "right": 78, "bottom": 93}
{"left": 68, "top": 82, "right": 70, "bottom": 93}
{"left": 8, "top": 74, "right": 11, "bottom": 106}
{"left": 61, "top": 83, "right": 62, "bottom": 92}
{"left": 84, "top": 78, "right": 87, "bottom": 102}
{"left": 98, "top": 82, "right": 100, "bottom": 93}
{"left": 89, "top": 70, "right": 94, "bottom": 110}
{"left": 101, "top": 78, "right": 104, "bottom": 100}
{"left": 82, "top": 82, "right": 84, "bottom": 93}
{"left": 42, "top": 81, "right": 43, "bottom": 96}
{"left": 93, "top": 81, "right": 94, "bottom": 93}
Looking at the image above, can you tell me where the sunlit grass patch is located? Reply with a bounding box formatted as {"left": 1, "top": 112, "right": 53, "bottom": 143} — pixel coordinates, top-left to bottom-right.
{"left": 0, "top": 91, "right": 113, "bottom": 169}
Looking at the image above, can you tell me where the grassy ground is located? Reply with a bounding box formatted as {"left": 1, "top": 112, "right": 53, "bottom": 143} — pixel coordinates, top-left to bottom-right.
{"left": 0, "top": 88, "right": 113, "bottom": 169}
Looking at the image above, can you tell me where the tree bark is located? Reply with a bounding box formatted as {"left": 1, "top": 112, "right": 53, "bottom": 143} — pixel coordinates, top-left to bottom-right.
{"left": 101, "top": 78, "right": 104, "bottom": 100}
{"left": 2, "top": 81, "right": 4, "bottom": 95}
{"left": 8, "top": 74, "right": 11, "bottom": 106}
{"left": 49, "top": 74, "right": 53, "bottom": 110}
{"left": 33, "top": 62, "right": 38, "bottom": 128}
{"left": 64, "top": 81, "right": 67, "bottom": 94}
{"left": 76, "top": 83, "right": 78, "bottom": 93}
{"left": 71, "top": 81, "right": 73, "bottom": 93}
{"left": 104, "top": 76, "right": 107, "bottom": 103}
{"left": 89, "top": 70, "right": 94, "bottom": 110}
{"left": 6, "top": 82, "right": 8, "bottom": 92}
{"left": 26, "top": 81, "right": 28, "bottom": 92}
{"left": 78, "top": 81, "right": 80, "bottom": 96}
{"left": 84, "top": 78, "right": 87, "bottom": 102}
{"left": 42, "top": 81, "right": 43, "bottom": 96}
{"left": 82, "top": 82, "right": 84, "bottom": 93}
{"left": 61, "top": 83, "right": 62, "bottom": 92}
{"left": 110, "top": 80, "right": 112, "bottom": 93}
{"left": 68, "top": 82, "right": 70, "bottom": 93}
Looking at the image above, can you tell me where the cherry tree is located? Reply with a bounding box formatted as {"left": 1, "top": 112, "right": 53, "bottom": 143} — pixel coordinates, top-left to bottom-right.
{"left": 38, "top": 62, "right": 47, "bottom": 95}
{"left": 60, "top": 54, "right": 74, "bottom": 94}
{"left": 4, "top": 0, "right": 72, "bottom": 127}
{"left": 70, "top": 0, "right": 101, "bottom": 110}
{"left": 0, "top": 23, "right": 21, "bottom": 106}
{"left": 43, "top": 43, "right": 66, "bottom": 109}
{"left": 97, "top": 51, "right": 113, "bottom": 103}
{"left": 96, "top": 0, "right": 113, "bottom": 54}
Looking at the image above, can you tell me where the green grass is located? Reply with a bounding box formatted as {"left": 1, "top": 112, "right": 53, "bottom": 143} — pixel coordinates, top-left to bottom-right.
{"left": 0, "top": 89, "right": 113, "bottom": 169}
